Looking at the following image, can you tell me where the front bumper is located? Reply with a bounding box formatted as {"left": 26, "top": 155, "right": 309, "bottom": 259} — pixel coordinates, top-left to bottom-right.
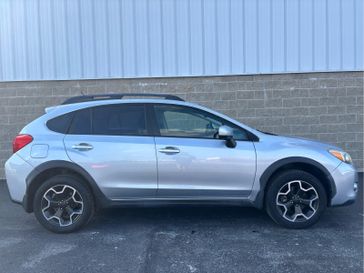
{"left": 330, "top": 162, "right": 358, "bottom": 206}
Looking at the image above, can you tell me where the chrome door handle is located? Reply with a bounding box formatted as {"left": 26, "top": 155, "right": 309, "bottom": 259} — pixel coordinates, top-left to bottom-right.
{"left": 72, "top": 143, "right": 93, "bottom": 151}
{"left": 158, "top": 146, "right": 180, "bottom": 154}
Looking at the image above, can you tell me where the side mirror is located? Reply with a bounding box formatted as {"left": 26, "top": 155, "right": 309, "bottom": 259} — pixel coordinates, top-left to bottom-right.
{"left": 218, "top": 125, "right": 236, "bottom": 148}
{"left": 218, "top": 125, "right": 233, "bottom": 138}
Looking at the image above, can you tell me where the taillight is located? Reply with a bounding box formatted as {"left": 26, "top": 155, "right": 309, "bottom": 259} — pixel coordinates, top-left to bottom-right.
{"left": 12, "top": 134, "right": 33, "bottom": 153}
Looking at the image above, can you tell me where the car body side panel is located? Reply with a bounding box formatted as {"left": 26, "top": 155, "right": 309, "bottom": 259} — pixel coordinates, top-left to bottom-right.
{"left": 248, "top": 135, "right": 345, "bottom": 204}
{"left": 17, "top": 133, "right": 71, "bottom": 167}
{"left": 16, "top": 113, "right": 72, "bottom": 168}
{"left": 63, "top": 135, "right": 158, "bottom": 199}
{"left": 155, "top": 137, "right": 257, "bottom": 198}
{"left": 6, "top": 121, "right": 81, "bottom": 206}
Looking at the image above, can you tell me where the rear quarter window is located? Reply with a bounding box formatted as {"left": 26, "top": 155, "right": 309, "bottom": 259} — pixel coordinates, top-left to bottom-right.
{"left": 46, "top": 112, "right": 74, "bottom": 134}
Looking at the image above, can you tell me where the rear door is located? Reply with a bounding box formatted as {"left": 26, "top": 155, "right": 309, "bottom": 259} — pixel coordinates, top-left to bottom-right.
{"left": 63, "top": 103, "right": 158, "bottom": 199}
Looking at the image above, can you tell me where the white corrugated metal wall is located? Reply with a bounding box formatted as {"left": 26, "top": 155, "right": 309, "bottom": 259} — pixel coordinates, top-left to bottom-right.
{"left": 0, "top": 0, "right": 362, "bottom": 81}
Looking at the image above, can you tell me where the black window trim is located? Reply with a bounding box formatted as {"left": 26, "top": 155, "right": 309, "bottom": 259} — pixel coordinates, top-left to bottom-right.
{"left": 149, "top": 103, "right": 259, "bottom": 142}
{"left": 47, "top": 102, "right": 259, "bottom": 141}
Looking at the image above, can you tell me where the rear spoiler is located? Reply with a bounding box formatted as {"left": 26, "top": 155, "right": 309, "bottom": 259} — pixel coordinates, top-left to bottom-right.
{"left": 45, "top": 105, "right": 59, "bottom": 113}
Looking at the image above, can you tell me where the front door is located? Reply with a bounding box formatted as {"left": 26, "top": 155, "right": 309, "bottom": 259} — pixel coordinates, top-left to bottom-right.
{"left": 152, "top": 104, "right": 256, "bottom": 198}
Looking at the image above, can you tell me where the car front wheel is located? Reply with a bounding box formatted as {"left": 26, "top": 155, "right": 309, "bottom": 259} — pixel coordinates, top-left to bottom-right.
{"left": 265, "top": 170, "right": 327, "bottom": 229}
{"left": 33, "top": 175, "right": 95, "bottom": 233}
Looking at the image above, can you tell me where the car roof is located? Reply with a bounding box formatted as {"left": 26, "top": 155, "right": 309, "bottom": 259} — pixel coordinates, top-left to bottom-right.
{"left": 46, "top": 93, "right": 186, "bottom": 113}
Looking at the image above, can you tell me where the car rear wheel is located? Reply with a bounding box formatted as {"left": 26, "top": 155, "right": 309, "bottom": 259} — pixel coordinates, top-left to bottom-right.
{"left": 33, "top": 175, "right": 95, "bottom": 233}
{"left": 265, "top": 170, "right": 327, "bottom": 229}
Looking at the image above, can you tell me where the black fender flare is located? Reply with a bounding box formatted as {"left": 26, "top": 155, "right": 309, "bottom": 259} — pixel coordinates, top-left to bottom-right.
{"left": 253, "top": 157, "right": 336, "bottom": 209}
{"left": 24, "top": 160, "right": 110, "bottom": 212}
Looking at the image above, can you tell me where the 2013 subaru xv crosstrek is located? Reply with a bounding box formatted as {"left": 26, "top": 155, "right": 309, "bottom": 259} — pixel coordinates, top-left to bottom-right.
{"left": 5, "top": 93, "right": 358, "bottom": 233}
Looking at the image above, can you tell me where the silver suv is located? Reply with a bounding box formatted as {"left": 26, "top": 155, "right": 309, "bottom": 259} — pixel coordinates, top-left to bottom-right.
{"left": 5, "top": 94, "right": 358, "bottom": 233}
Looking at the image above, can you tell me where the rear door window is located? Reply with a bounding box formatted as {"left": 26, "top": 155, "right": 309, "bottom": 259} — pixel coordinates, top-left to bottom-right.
{"left": 92, "top": 104, "right": 148, "bottom": 136}
{"left": 68, "top": 108, "right": 92, "bottom": 135}
{"left": 66, "top": 103, "right": 149, "bottom": 136}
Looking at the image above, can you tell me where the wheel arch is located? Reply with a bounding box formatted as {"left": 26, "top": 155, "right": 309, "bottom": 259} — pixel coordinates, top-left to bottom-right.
{"left": 24, "top": 160, "right": 110, "bottom": 213}
{"left": 253, "top": 157, "right": 336, "bottom": 209}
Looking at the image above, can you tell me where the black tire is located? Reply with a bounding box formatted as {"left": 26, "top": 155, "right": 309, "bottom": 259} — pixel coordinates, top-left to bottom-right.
{"left": 33, "top": 175, "right": 95, "bottom": 233}
{"left": 265, "top": 170, "right": 327, "bottom": 229}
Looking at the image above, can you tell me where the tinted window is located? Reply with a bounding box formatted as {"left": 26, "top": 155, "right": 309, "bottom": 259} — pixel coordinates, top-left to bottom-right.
{"left": 68, "top": 108, "right": 91, "bottom": 135}
{"left": 154, "top": 105, "right": 249, "bottom": 140}
{"left": 92, "top": 104, "right": 147, "bottom": 136}
{"left": 46, "top": 112, "right": 73, "bottom": 134}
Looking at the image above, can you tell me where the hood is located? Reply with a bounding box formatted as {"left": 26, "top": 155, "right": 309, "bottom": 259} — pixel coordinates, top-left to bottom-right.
{"left": 266, "top": 134, "right": 343, "bottom": 152}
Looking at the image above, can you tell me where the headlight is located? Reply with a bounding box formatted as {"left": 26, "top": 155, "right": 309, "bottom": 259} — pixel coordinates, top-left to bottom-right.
{"left": 329, "top": 149, "right": 352, "bottom": 164}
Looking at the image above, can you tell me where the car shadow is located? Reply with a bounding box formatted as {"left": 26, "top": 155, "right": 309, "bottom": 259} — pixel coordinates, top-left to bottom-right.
{"left": 89, "top": 205, "right": 272, "bottom": 230}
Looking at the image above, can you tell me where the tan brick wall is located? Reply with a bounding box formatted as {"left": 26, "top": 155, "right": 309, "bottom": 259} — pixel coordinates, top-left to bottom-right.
{"left": 0, "top": 71, "right": 363, "bottom": 178}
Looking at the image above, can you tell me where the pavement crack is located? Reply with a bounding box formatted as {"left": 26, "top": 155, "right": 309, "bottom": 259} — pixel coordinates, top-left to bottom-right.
{"left": 139, "top": 227, "right": 159, "bottom": 273}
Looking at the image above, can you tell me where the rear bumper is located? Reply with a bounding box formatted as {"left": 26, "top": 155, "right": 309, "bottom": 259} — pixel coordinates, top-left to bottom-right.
{"left": 5, "top": 154, "right": 34, "bottom": 205}
{"left": 330, "top": 163, "right": 358, "bottom": 206}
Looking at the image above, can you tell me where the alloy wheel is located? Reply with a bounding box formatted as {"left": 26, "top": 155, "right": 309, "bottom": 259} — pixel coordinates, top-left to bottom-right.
{"left": 275, "top": 180, "right": 319, "bottom": 222}
{"left": 41, "top": 185, "right": 84, "bottom": 227}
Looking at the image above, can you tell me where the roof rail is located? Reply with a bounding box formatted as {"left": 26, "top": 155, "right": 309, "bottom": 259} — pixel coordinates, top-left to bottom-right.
{"left": 61, "top": 93, "right": 184, "bottom": 105}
